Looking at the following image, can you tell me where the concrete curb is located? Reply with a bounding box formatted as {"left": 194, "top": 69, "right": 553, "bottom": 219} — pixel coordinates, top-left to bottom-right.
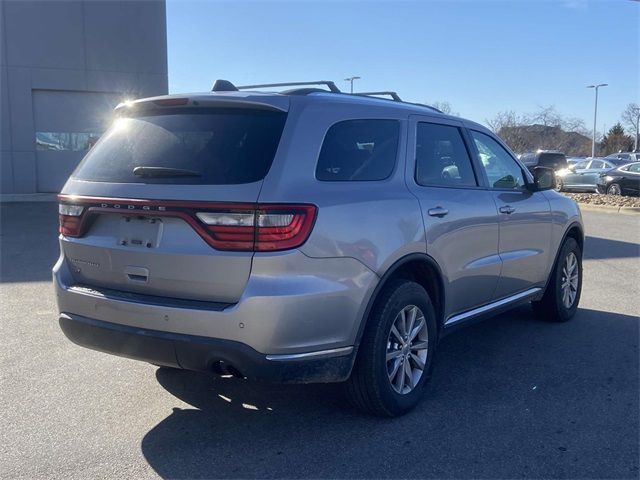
{"left": 578, "top": 203, "right": 640, "bottom": 215}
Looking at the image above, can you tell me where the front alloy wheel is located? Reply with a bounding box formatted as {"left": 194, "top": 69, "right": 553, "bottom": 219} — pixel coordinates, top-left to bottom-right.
{"left": 607, "top": 183, "right": 622, "bottom": 195}
{"left": 532, "top": 237, "right": 582, "bottom": 322}
{"left": 560, "top": 252, "right": 579, "bottom": 309}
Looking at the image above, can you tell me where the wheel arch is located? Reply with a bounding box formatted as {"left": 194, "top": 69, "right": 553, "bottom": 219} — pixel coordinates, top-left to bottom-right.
{"left": 541, "top": 220, "right": 584, "bottom": 296}
{"left": 354, "top": 253, "right": 446, "bottom": 346}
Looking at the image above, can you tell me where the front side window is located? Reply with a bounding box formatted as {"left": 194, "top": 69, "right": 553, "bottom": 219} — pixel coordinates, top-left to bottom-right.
{"left": 575, "top": 160, "right": 590, "bottom": 169}
{"left": 415, "top": 123, "right": 477, "bottom": 187}
{"left": 471, "top": 131, "right": 526, "bottom": 190}
{"left": 629, "top": 163, "right": 640, "bottom": 173}
{"left": 316, "top": 120, "right": 399, "bottom": 181}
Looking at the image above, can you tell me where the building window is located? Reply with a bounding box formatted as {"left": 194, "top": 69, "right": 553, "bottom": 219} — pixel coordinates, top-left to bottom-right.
{"left": 35, "top": 132, "right": 103, "bottom": 151}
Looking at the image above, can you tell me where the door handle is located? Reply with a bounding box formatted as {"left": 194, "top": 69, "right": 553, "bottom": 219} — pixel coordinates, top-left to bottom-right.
{"left": 428, "top": 206, "right": 449, "bottom": 218}
{"left": 499, "top": 205, "right": 516, "bottom": 214}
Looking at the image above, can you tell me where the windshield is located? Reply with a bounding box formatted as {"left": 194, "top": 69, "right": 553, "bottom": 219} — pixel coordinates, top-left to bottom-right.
{"left": 71, "top": 108, "right": 287, "bottom": 185}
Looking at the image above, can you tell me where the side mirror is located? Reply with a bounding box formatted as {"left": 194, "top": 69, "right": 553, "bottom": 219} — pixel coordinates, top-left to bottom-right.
{"left": 528, "top": 166, "right": 556, "bottom": 191}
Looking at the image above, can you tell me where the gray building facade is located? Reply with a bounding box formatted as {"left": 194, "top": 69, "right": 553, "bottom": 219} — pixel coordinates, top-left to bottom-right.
{"left": 1, "top": 0, "right": 168, "bottom": 195}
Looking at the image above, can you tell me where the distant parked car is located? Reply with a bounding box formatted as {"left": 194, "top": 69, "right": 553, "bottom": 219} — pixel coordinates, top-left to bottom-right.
{"left": 556, "top": 157, "right": 632, "bottom": 192}
{"left": 603, "top": 152, "right": 640, "bottom": 164}
{"left": 520, "top": 150, "right": 568, "bottom": 171}
{"left": 596, "top": 162, "right": 640, "bottom": 196}
{"left": 566, "top": 156, "right": 586, "bottom": 167}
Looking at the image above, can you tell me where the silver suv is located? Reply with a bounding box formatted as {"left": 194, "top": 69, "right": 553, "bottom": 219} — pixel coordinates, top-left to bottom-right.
{"left": 54, "top": 80, "right": 584, "bottom": 416}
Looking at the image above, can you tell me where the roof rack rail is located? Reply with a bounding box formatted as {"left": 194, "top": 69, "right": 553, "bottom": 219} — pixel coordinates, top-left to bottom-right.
{"left": 237, "top": 81, "right": 341, "bottom": 93}
{"left": 354, "top": 91, "right": 402, "bottom": 102}
{"left": 210, "top": 79, "right": 444, "bottom": 114}
{"left": 406, "top": 102, "right": 443, "bottom": 113}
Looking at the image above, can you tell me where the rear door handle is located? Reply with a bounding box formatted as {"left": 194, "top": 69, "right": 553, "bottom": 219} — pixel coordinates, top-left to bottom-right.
{"left": 499, "top": 205, "right": 516, "bottom": 215}
{"left": 428, "top": 207, "right": 449, "bottom": 217}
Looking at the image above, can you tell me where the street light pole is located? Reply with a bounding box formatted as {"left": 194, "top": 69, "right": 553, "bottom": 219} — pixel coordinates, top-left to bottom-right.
{"left": 632, "top": 106, "right": 640, "bottom": 151}
{"left": 587, "top": 83, "right": 608, "bottom": 157}
{"left": 344, "top": 76, "right": 361, "bottom": 94}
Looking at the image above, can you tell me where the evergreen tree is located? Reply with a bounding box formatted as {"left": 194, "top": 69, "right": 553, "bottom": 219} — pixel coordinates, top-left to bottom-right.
{"left": 600, "top": 123, "right": 633, "bottom": 155}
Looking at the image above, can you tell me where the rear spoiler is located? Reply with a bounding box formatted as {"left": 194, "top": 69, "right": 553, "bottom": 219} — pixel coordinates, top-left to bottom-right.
{"left": 114, "top": 94, "right": 289, "bottom": 114}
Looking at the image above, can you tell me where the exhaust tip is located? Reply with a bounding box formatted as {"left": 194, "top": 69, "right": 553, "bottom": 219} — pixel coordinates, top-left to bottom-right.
{"left": 211, "top": 361, "right": 245, "bottom": 379}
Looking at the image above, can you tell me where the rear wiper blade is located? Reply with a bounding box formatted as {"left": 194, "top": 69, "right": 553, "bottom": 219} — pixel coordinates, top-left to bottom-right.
{"left": 133, "top": 166, "right": 201, "bottom": 178}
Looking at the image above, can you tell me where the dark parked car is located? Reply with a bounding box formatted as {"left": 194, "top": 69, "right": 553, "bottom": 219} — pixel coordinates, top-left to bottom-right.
{"left": 520, "top": 150, "right": 568, "bottom": 171}
{"left": 556, "top": 157, "right": 631, "bottom": 192}
{"left": 596, "top": 162, "right": 640, "bottom": 196}
{"left": 604, "top": 152, "right": 639, "bottom": 164}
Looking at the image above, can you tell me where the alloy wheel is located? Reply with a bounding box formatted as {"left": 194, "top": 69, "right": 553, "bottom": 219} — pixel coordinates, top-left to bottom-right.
{"left": 607, "top": 184, "right": 621, "bottom": 195}
{"left": 386, "top": 305, "right": 428, "bottom": 394}
{"left": 560, "top": 252, "right": 579, "bottom": 309}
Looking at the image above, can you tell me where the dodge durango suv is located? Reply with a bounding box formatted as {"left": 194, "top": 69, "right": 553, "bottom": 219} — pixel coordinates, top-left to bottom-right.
{"left": 54, "top": 80, "right": 584, "bottom": 416}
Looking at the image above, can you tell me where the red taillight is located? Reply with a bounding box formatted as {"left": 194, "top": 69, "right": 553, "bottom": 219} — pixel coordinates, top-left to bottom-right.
{"left": 58, "top": 203, "right": 84, "bottom": 236}
{"left": 198, "top": 204, "right": 317, "bottom": 251}
{"left": 57, "top": 196, "right": 317, "bottom": 252}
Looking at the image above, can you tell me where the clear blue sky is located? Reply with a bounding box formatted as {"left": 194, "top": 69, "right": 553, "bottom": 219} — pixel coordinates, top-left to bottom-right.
{"left": 167, "top": 0, "right": 639, "bottom": 134}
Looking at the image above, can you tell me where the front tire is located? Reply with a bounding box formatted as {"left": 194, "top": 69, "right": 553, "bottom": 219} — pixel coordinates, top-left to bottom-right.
{"left": 532, "top": 237, "right": 582, "bottom": 322}
{"left": 555, "top": 177, "right": 564, "bottom": 192}
{"left": 345, "top": 280, "right": 437, "bottom": 417}
{"left": 607, "top": 183, "right": 622, "bottom": 195}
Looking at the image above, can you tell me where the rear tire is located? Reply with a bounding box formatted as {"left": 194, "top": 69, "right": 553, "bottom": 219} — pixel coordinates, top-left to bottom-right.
{"left": 555, "top": 177, "right": 564, "bottom": 192}
{"left": 345, "top": 280, "right": 437, "bottom": 417}
{"left": 532, "top": 237, "right": 582, "bottom": 322}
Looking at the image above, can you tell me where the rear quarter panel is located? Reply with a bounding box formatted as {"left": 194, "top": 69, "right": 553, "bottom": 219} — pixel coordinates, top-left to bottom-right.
{"left": 258, "top": 99, "right": 426, "bottom": 276}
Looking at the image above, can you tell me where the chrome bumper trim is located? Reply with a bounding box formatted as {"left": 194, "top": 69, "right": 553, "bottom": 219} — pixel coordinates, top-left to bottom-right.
{"left": 266, "top": 346, "right": 354, "bottom": 361}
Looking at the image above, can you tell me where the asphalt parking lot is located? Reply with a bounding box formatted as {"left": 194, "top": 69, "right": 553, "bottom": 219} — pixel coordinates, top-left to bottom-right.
{"left": 1, "top": 203, "right": 638, "bottom": 479}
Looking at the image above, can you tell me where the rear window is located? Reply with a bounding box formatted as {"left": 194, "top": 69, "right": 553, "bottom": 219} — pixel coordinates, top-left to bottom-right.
{"left": 315, "top": 119, "right": 399, "bottom": 181}
{"left": 71, "top": 108, "right": 287, "bottom": 184}
{"left": 610, "top": 158, "right": 631, "bottom": 166}
{"left": 537, "top": 153, "right": 567, "bottom": 169}
{"left": 520, "top": 153, "right": 536, "bottom": 166}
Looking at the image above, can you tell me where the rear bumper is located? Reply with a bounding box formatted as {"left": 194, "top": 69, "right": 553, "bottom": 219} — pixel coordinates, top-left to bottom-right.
{"left": 54, "top": 245, "right": 377, "bottom": 355}
{"left": 596, "top": 184, "right": 607, "bottom": 194}
{"left": 59, "top": 313, "right": 355, "bottom": 383}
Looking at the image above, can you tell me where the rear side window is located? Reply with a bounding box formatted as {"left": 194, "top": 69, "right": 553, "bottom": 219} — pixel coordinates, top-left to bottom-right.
{"left": 415, "top": 123, "right": 477, "bottom": 187}
{"left": 72, "top": 108, "right": 287, "bottom": 184}
{"left": 316, "top": 120, "right": 399, "bottom": 181}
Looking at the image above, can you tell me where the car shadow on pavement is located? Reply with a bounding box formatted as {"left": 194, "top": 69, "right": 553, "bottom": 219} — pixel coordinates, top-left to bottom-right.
{"left": 0, "top": 202, "right": 59, "bottom": 283}
{"left": 141, "top": 306, "right": 639, "bottom": 479}
{"left": 584, "top": 235, "right": 640, "bottom": 260}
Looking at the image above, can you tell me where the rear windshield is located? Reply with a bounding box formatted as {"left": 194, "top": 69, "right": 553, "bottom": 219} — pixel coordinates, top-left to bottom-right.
{"left": 537, "top": 153, "right": 567, "bottom": 169}
{"left": 609, "top": 158, "right": 631, "bottom": 166}
{"left": 71, "top": 108, "right": 287, "bottom": 184}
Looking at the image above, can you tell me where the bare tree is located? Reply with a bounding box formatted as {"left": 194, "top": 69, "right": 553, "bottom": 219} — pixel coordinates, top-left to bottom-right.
{"left": 485, "top": 110, "right": 522, "bottom": 132}
{"left": 528, "top": 105, "right": 562, "bottom": 127}
{"left": 427, "top": 101, "right": 458, "bottom": 116}
{"left": 621, "top": 103, "right": 640, "bottom": 151}
{"left": 486, "top": 107, "right": 592, "bottom": 156}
